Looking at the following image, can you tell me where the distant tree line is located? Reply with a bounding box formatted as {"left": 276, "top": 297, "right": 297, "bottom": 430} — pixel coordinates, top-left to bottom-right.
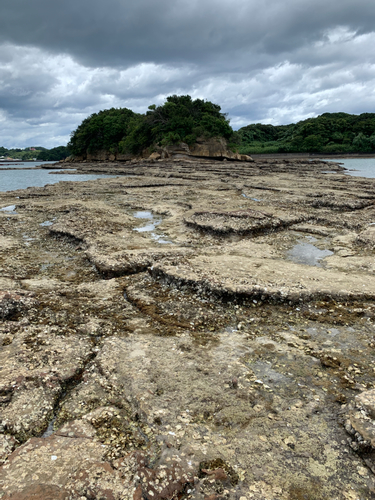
{"left": 68, "top": 95, "right": 239, "bottom": 156}
{"left": 3, "top": 106, "right": 375, "bottom": 161}
{"left": 36, "top": 146, "right": 70, "bottom": 161}
{"left": 0, "top": 146, "right": 70, "bottom": 161}
{"left": 68, "top": 102, "right": 375, "bottom": 158}
{"left": 238, "top": 112, "right": 375, "bottom": 154}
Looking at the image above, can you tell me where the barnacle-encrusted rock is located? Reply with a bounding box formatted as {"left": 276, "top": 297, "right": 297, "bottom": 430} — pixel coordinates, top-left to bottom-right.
{"left": 345, "top": 389, "right": 375, "bottom": 451}
{"left": 184, "top": 208, "right": 306, "bottom": 235}
{"left": 0, "top": 291, "right": 35, "bottom": 320}
{"left": 1, "top": 157, "right": 375, "bottom": 499}
{"left": 0, "top": 328, "right": 92, "bottom": 442}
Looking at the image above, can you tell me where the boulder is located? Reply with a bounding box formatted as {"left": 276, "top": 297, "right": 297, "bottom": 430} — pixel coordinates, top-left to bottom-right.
{"left": 240, "top": 154, "right": 253, "bottom": 162}
{"left": 189, "top": 136, "right": 237, "bottom": 160}
{"left": 148, "top": 152, "right": 161, "bottom": 161}
{"left": 357, "top": 226, "right": 375, "bottom": 248}
{"left": 0, "top": 291, "right": 35, "bottom": 320}
{"left": 345, "top": 389, "right": 375, "bottom": 451}
{"left": 161, "top": 138, "right": 253, "bottom": 162}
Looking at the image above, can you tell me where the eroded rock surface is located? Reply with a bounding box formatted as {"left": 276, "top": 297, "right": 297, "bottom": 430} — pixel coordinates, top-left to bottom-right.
{"left": 1, "top": 157, "right": 375, "bottom": 499}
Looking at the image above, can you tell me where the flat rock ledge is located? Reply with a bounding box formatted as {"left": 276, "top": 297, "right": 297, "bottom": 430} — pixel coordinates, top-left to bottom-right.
{"left": 151, "top": 251, "right": 375, "bottom": 304}
{"left": 1, "top": 157, "right": 375, "bottom": 499}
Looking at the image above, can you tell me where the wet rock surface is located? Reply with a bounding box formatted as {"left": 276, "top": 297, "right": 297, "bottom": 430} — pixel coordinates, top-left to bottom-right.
{"left": 1, "top": 158, "right": 375, "bottom": 499}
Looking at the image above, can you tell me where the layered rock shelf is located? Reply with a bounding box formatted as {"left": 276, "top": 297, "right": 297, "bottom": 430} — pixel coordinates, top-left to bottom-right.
{"left": 1, "top": 157, "right": 375, "bottom": 499}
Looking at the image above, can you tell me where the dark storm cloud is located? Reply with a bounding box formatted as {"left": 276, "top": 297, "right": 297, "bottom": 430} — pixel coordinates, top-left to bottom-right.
{"left": 0, "top": 0, "right": 375, "bottom": 148}
{"left": 1, "top": 0, "right": 374, "bottom": 69}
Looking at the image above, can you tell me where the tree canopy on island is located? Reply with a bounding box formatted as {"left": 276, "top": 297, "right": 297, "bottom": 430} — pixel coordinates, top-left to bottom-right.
{"left": 68, "top": 99, "right": 375, "bottom": 157}
{"left": 68, "top": 95, "right": 237, "bottom": 156}
{"left": 238, "top": 112, "right": 375, "bottom": 155}
{"left": 68, "top": 107, "right": 138, "bottom": 156}
{"left": 3, "top": 105, "right": 375, "bottom": 161}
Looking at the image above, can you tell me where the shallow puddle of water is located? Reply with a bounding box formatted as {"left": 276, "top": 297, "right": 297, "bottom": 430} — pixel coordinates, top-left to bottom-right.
{"left": 42, "top": 416, "right": 57, "bottom": 438}
{"left": 242, "top": 193, "right": 261, "bottom": 201}
{"left": 152, "top": 235, "right": 173, "bottom": 244}
{"left": 22, "top": 233, "right": 35, "bottom": 246}
{"left": 225, "top": 325, "right": 238, "bottom": 333}
{"left": 133, "top": 210, "right": 173, "bottom": 244}
{"left": 0, "top": 205, "right": 17, "bottom": 213}
{"left": 287, "top": 236, "right": 333, "bottom": 267}
{"left": 40, "top": 220, "right": 55, "bottom": 227}
{"left": 251, "top": 360, "right": 294, "bottom": 388}
{"left": 40, "top": 263, "right": 52, "bottom": 271}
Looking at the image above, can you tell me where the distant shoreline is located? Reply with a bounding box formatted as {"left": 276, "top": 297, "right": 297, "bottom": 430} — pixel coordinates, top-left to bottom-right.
{"left": 250, "top": 152, "right": 375, "bottom": 159}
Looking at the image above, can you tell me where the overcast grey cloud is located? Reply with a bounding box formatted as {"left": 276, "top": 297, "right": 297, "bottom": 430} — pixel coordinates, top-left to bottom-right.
{"left": 0, "top": 0, "right": 374, "bottom": 148}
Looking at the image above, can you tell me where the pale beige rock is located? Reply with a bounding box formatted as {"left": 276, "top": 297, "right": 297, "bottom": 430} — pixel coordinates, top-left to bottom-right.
{"left": 0, "top": 428, "right": 107, "bottom": 499}
{"left": 357, "top": 226, "right": 375, "bottom": 248}
{"left": 0, "top": 435, "right": 17, "bottom": 465}
{"left": 347, "top": 390, "right": 375, "bottom": 450}
{"left": 149, "top": 152, "right": 161, "bottom": 160}
{"left": 189, "top": 136, "right": 241, "bottom": 160}
{"left": 21, "top": 278, "right": 64, "bottom": 291}
{"left": 0, "top": 278, "right": 19, "bottom": 290}
{"left": 0, "top": 237, "right": 18, "bottom": 250}
{"left": 356, "top": 389, "right": 375, "bottom": 419}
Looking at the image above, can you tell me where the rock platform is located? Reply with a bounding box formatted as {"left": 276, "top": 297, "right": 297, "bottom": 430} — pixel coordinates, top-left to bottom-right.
{"left": 1, "top": 157, "right": 375, "bottom": 499}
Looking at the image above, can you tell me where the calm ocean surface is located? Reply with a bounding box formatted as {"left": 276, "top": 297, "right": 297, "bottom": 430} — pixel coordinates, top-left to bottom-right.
{"left": 1, "top": 158, "right": 374, "bottom": 193}
{"left": 0, "top": 161, "right": 116, "bottom": 192}
{"left": 324, "top": 158, "right": 375, "bottom": 178}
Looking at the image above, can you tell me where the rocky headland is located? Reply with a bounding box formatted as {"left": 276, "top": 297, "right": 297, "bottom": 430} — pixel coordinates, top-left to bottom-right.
{"left": 1, "top": 157, "right": 375, "bottom": 499}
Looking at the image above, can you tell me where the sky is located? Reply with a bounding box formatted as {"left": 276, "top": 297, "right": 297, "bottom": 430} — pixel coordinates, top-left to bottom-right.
{"left": 0, "top": 0, "right": 375, "bottom": 149}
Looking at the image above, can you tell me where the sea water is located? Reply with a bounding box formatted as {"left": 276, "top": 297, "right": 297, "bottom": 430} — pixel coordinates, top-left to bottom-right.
{"left": 0, "top": 162, "right": 116, "bottom": 192}
{"left": 1, "top": 158, "right": 374, "bottom": 193}
{"left": 324, "top": 158, "right": 375, "bottom": 178}
{"left": 0, "top": 160, "right": 56, "bottom": 168}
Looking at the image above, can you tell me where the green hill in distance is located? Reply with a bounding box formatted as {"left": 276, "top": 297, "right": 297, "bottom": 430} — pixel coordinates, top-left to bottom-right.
{"left": 0, "top": 146, "right": 69, "bottom": 161}
{"left": 238, "top": 112, "right": 375, "bottom": 155}
{"left": 67, "top": 95, "right": 239, "bottom": 157}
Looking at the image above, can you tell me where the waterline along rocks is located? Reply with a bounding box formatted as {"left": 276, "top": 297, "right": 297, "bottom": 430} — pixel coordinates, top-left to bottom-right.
{"left": 1, "top": 156, "right": 375, "bottom": 499}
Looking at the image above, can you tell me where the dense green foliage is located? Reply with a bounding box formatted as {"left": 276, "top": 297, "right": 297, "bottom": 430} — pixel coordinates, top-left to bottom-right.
{"left": 68, "top": 107, "right": 137, "bottom": 156}
{"left": 238, "top": 113, "right": 375, "bottom": 154}
{"left": 0, "top": 146, "right": 69, "bottom": 161}
{"left": 120, "top": 95, "right": 235, "bottom": 154}
{"left": 37, "top": 146, "right": 70, "bottom": 161}
{"left": 0, "top": 147, "right": 40, "bottom": 160}
{"left": 5, "top": 105, "right": 374, "bottom": 161}
{"left": 68, "top": 95, "right": 237, "bottom": 156}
